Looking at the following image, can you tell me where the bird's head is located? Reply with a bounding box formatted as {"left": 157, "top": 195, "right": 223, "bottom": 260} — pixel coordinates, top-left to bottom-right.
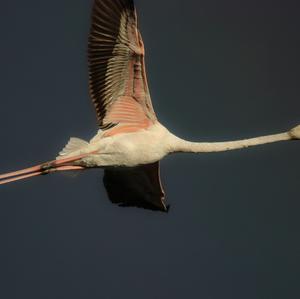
{"left": 289, "top": 125, "right": 300, "bottom": 139}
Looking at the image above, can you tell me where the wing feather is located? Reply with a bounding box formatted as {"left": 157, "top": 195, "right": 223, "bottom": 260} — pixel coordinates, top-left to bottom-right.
{"left": 88, "top": 0, "right": 156, "bottom": 131}
{"left": 103, "top": 162, "right": 167, "bottom": 212}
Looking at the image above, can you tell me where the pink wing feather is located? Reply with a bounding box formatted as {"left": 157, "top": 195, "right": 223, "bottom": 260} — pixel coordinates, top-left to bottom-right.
{"left": 88, "top": 0, "right": 157, "bottom": 135}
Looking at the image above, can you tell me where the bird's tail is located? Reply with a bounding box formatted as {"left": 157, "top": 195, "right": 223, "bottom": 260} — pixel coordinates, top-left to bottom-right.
{"left": 0, "top": 154, "right": 89, "bottom": 185}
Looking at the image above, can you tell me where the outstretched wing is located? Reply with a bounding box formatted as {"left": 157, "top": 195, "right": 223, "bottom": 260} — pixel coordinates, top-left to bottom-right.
{"left": 89, "top": 0, "right": 157, "bottom": 133}
{"left": 103, "top": 163, "right": 167, "bottom": 212}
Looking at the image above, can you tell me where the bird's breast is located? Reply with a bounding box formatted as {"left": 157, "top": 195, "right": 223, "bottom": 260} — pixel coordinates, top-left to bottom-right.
{"left": 84, "top": 123, "right": 171, "bottom": 167}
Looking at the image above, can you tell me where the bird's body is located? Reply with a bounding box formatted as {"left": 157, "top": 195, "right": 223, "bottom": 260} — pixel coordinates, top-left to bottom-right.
{"left": 59, "top": 122, "right": 172, "bottom": 168}
{"left": 0, "top": 0, "right": 299, "bottom": 212}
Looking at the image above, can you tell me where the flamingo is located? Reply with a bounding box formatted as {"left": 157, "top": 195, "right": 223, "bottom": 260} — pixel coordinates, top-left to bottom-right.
{"left": 0, "top": 0, "right": 299, "bottom": 212}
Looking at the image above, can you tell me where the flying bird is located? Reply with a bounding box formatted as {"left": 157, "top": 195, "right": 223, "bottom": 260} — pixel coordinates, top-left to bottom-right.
{"left": 0, "top": 0, "right": 299, "bottom": 212}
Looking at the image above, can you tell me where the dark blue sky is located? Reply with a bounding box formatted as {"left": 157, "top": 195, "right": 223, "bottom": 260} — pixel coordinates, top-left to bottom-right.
{"left": 0, "top": 0, "right": 300, "bottom": 298}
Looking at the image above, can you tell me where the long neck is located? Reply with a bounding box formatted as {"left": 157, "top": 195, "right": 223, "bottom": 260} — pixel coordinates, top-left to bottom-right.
{"left": 169, "top": 129, "right": 298, "bottom": 154}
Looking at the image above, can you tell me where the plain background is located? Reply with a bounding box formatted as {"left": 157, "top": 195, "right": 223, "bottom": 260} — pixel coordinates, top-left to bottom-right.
{"left": 0, "top": 0, "right": 300, "bottom": 298}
